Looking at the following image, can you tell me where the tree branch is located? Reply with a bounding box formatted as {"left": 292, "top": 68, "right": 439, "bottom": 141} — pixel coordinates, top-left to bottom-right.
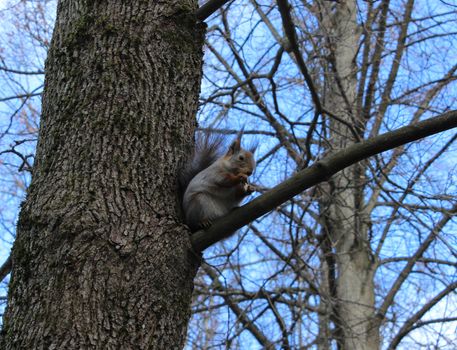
{"left": 191, "top": 111, "right": 457, "bottom": 251}
{"left": 276, "top": 0, "right": 323, "bottom": 114}
{"left": 387, "top": 281, "right": 457, "bottom": 350}
{"left": 377, "top": 201, "right": 457, "bottom": 319}
{"left": 0, "top": 256, "right": 11, "bottom": 282}
{"left": 202, "top": 264, "right": 274, "bottom": 348}
{"left": 196, "top": 0, "right": 231, "bottom": 21}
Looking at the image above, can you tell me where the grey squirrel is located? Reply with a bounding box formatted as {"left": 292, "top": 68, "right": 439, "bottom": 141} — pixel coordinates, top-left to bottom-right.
{"left": 180, "top": 133, "right": 256, "bottom": 232}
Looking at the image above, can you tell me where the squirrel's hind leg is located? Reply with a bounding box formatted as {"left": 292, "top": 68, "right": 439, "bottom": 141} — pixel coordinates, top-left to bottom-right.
{"left": 185, "top": 193, "right": 224, "bottom": 232}
{"left": 192, "top": 193, "right": 227, "bottom": 231}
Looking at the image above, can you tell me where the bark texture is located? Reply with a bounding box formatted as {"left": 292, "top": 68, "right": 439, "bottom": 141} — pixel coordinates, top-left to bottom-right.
{"left": 2, "top": 1, "right": 204, "bottom": 348}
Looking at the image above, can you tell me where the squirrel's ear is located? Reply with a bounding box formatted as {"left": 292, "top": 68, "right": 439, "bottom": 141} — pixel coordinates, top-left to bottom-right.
{"left": 248, "top": 140, "right": 258, "bottom": 154}
{"left": 226, "top": 139, "right": 241, "bottom": 156}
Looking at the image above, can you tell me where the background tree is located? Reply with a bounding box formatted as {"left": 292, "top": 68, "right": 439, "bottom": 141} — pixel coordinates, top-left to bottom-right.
{"left": 186, "top": 1, "right": 457, "bottom": 349}
{"left": 0, "top": 0, "right": 456, "bottom": 349}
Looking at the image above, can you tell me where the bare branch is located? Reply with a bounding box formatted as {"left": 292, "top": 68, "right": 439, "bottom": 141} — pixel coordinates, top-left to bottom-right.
{"left": 0, "top": 66, "right": 44, "bottom": 75}
{"left": 192, "top": 111, "right": 457, "bottom": 251}
{"left": 196, "top": 0, "right": 231, "bottom": 21}
{"left": 362, "top": 0, "right": 390, "bottom": 120}
{"left": 276, "top": 0, "right": 323, "bottom": 114}
{"left": 0, "top": 256, "right": 11, "bottom": 282}
{"left": 377, "top": 202, "right": 457, "bottom": 319}
{"left": 202, "top": 264, "right": 275, "bottom": 348}
{"left": 387, "top": 281, "right": 457, "bottom": 350}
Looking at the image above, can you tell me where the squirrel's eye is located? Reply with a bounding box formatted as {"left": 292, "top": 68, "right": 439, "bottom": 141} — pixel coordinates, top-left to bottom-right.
{"left": 239, "top": 155, "right": 245, "bottom": 161}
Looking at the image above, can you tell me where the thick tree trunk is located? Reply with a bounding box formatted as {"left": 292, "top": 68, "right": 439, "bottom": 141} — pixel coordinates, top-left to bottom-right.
{"left": 1, "top": 1, "right": 204, "bottom": 348}
{"left": 319, "top": 1, "right": 379, "bottom": 349}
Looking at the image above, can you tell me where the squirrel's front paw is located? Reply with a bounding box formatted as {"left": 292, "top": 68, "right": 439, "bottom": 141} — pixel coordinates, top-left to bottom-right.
{"left": 237, "top": 173, "right": 248, "bottom": 183}
{"left": 244, "top": 183, "right": 257, "bottom": 194}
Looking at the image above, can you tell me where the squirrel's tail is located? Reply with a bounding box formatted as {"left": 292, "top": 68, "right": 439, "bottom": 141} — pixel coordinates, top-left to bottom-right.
{"left": 178, "top": 132, "right": 224, "bottom": 196}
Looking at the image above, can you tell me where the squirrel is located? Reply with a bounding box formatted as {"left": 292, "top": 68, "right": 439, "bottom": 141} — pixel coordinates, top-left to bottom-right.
{"left": 179, "top": 133, "right": 256, "bottom": 232}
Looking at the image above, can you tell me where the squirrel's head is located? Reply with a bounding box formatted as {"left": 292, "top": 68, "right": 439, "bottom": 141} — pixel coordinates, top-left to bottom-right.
{"left": 223, "top": 138, "right": 256, "bottom": 176}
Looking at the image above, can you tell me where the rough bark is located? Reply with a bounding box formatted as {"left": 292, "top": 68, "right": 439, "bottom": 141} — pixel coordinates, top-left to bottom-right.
{"left": 1, "top": 1, "right": 204, "bottom": 349}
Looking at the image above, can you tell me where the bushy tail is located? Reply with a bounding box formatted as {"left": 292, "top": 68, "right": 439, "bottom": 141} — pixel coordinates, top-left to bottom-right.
{"left": 179, "top": 132, "right": 224, "bottom": 196}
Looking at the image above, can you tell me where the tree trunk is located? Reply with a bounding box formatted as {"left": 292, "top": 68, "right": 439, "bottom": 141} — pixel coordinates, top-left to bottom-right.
{"left": 1, "top": 1, "right": 204, "bottom": 348}
{"left": 319, "top": 1, "right": 379, "bottom": 349}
